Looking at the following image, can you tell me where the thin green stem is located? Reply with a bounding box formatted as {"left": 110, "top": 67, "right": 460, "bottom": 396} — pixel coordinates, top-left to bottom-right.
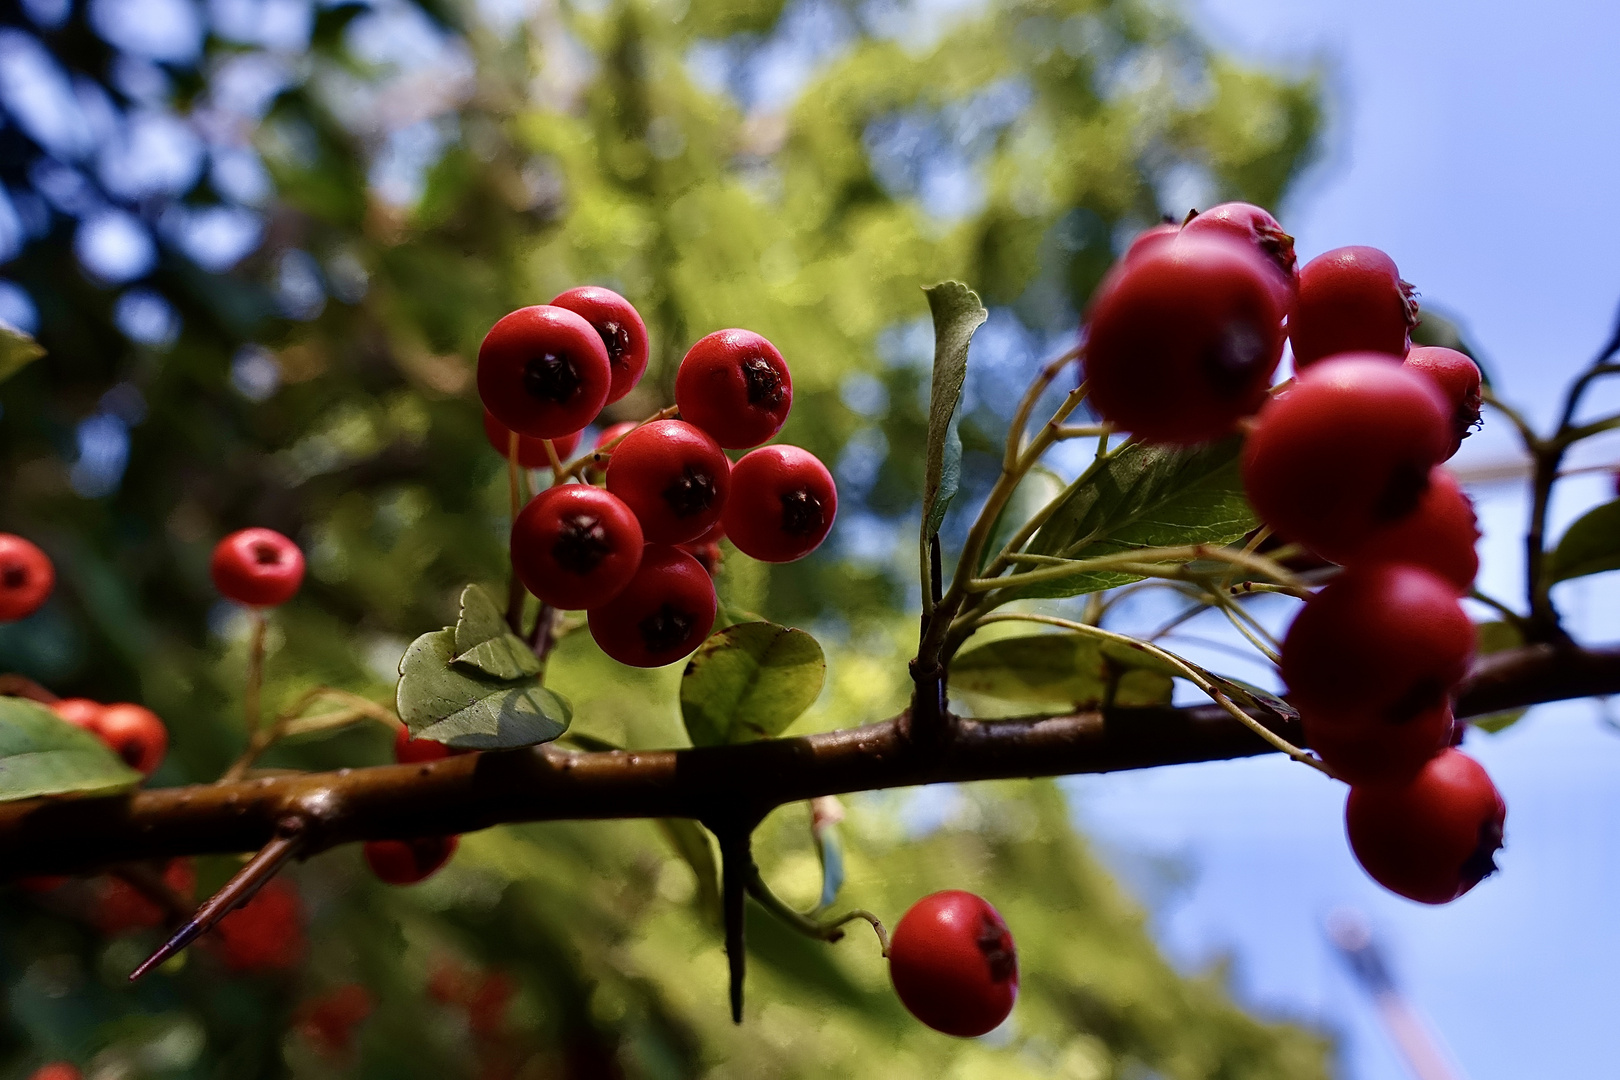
{"left": 244, "top": 610, "right": 267, "bottom": 739}
{"left": 554, "top": 404, "right": 679, "bottom": 482}
{"left": 744, "top": 865, "right": 889, "bottom": 955}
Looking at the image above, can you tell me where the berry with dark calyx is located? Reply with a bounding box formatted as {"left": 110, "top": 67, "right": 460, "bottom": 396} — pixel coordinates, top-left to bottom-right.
{"left": 511, "top": 485, "right": 644, "bottom": 609}
{"left": 675, "top": 329, "right": 793, "bottom": 449}
{"left": 0, "top": 534, "right": 54, "bottom": 622}
{"left": 889, "top": 890, "right": 1018, "bottom": 1038}
{"left": 1242, "top": 356, "right": 1452, "bottom": 558}
{"left": 477, "top": 305, "right": 612, "bottom": 439}
{"left": 364, "top": 836, "right": 459, "bottom": 885}
{"left": 1346, "top": 748, "right": 1506, "bottom": 904}
{"left": 1084, "top": 234, "right": 1287, "bottom": 445}
{"left": 1180, "top": 201, "right": 1297, "bottom": 292}
{"left": 550, "top": 286, "right": 650, "bottom": 405}
{"left": 95, "top": 703, "right": 168, "bottom": 775}
{"left": 51, "top": 698, "right": 104, "bottom": 732}
{"left": 1304, "top": 701, "right": 1455, "bottom": 787}
{"left": 1404, "top": 346, "right": 1482, "bottom": 458}
{"left": 722, "top": 445, "right": 838, "bottom": 563}
{"left": 586, "top": 545, "right": 717, "bottom": 668}
{"left": 1342, "top": 468, "right": 1480, "bottom": 593}
{"left": 209, "top": 877, "right": 306, "bottom": 971}
{"left": 211, "top": 528, "right": 306, "bottom": 607}
{"left": 482, "top": 409, "right": 580, "bottom": 468}
{"left": 605, "top": 420, "right": 731, "bottom": 545}
{"left": 1289, "top": 246, "right": 1418, "bottom": 367}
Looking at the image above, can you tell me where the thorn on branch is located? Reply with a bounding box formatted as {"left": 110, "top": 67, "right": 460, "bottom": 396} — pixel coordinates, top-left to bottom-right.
{"left": 712, "top": 823, "right": 753, "bottom": 1025}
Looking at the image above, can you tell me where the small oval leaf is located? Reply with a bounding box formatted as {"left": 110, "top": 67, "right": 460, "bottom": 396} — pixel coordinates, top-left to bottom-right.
{"left": 1549, "top": 499, "right": 1620, "bottom": 583}
{"left": 0, "top": 697, "right": 143, "bottom": 802}
{"left": 680, "top": 622, "right": 826, "bottom": 746}
{"left": 397, "top": 628, "right": 570, "bottom": 749}
{"left": 951, "top": 632, "right": 1175, "bottom": 710}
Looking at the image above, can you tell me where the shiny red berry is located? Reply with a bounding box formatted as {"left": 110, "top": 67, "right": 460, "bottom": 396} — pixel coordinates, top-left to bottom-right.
{"left": 722, "top": 445, "right": 837, "bottom": 563}
{"left": 1122, "top": 221, "right": 1180, "bottom": 262}
{"left": 364, "top": 835, "right": 459, "bottom": 885}
{"left": 394, "top": 726, "right": 455, "bottom": 764}
{"left": 29, "top": 1064, "right": 82, "bottom": 1080}
{"left": 95, "top": 703, "right": 168, "bottom": 775}
{"left": 1242, "top": 356, "right": 1452, "bottom": 557}
{"left": 1403, "top": 346, "right": 1482, "bottom": 458}
{"left": 477, "top": 305, "right": 612, "bottom": 439}
{"left": 675, "top": 329, "right": 793, "bottom": 449}
{"left": 1084, "top": 234, "right": 1287, "bottom": 444}
{"left": 605, "top": 420, "right": 731, "bottom": 545}
{"left": 550, "top": 286, "right": 649, "bottom": 405}
{"left": 1342, "top": 468, "right": 1479, "bottom": 592}
{"left": 889, "top": 890, "right": 1018, "bottom": 1038}
{"left": 482, "top": 409, "right": 580, "bottom": 468}
{"left": 51, "top": 697, "right": 104, "bottom": 732}
{"left": 586, "top": 545, "right": 717, "bottom": 667}
{"left": 1180, "top": 201, "right": 1297, "bottom": 292}
{"left": 1304, "top": 701, "right": 1454, "bottom": 787}
{"left": 210, "top": 877, "right": 306, "bottom": 971}
{"left": 1289, "top": 246, "right": 1418, "bottom": 368}
{"left": 511, "top": 485, "right": 644, "bottom": 609}
{"left": 1346, "top": 748, "right": 1506, "bottom": 904}
{"left": 211, "top": 528, "right": 305, "bottom": 607}
{"left": 0, "top": 534, "right": 54, "bottom": 622}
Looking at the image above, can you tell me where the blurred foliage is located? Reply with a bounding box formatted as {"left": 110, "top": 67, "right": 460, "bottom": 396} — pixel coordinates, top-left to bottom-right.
{"left": 0, "top": 0, "right": 1329, "bottom": 1073}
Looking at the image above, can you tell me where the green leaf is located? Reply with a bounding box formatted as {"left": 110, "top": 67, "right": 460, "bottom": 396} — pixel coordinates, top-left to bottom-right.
{"left": 1469, "top": 620, "right": 1528, "bottom": 734}
{"left": 396, "top": 629, "right": 571, "bottom": 749}
{"left": 0, "top": 697, "right": 143, "bottom": 802}
{"left": 1007, "top": 436, "right": 1257, "bottom": 599}
{"left": 1548, "top": 499, "right": 1620, "bottom": 583}
{"left": 919, "top": 281, "right": 988, "bottom": 543}
{"left": 0, "top": 322, "right": 45, "bottom": 384}
{"left": 451, "top": 584, "right": 542, "bottom": 680}
{"left": 680, "top": 622, "right": 826, "bottom": 746}
{"left": 950, "top": 632, "right": 1175, "bottom": 710}
{"left": 656, "top": 819, "right": 722, "bottom": 922}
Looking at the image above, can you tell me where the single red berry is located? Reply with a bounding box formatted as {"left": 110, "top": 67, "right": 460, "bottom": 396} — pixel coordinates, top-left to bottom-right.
{"left": 604, "top": 420, "right": 731, "bottom": 545}
{"left": 210, "top": 877, "right": 306, "bottom": 971}
{"left": 675, "top": 329, "right": 793, "bottom": 449}
{"left": 1122, "top": 221, "right": 1180, "bottom": 263}
{"left": 298, "top": 983, "right": 375, "bottom": 1059}
{"left": 211, "top": 528, "right": 305, "bottom": 607}
{"left": 1403, "top": 346, "right": 1482, "bottom": 459}
{"left": 1346, "top": 748, "right": 1506, "bottom": 904}
{"left": 1340, "top": 468, "right": 1479, "bottom": 592}
{"left": 511, "top": 485, "right": 644, "bottom": 609}
{"left": 889, "top": 890, "right": 1018, "bottom": 1038}
{"left": 51, "top": 697, "right": 104, "bottom": 732}
{"left": 96, "top": 858, "right": 196, "bottom": 935}
{"left": 722, "top": 445, "right": 837, "bottom": 563}
{"left": 394, "top": 726, "right": 453, "bottom": 764}
{"left": 29, "top": 1064, "right": 82, "bottom": 1080}
{"left": 1281, "top": 563, "right": 1474, "bottom": 728}
{"left": 1289, "top": 246, "right": 1418, "bottom": 368}
{"left": 467, "top": 971, "right": 518, "bottom": 1037}
{"left": 550, "top": 286, "right": 650, "bottom": 405}
{"left": 586, "top": 545, "right": 717, "bottom": 667}
{"left": 1242, "top": 356, "right": 1452, "bottom": 557}
{"left": 94, "top": 703, "right": 168, "bottom": 775}
{"left": 1304, "top": 701, "right": 1454, "bottom": 787}
{"left": 482, "top": 409, "right": 580, "bottom": 468}
{"left": 1084, "top": 234, "right": 1287, "bottom": 444}
{"left": 477, "top": 305, "right": 612, "bottom": 439}
{"left": 1180, "top": 201, "right": 1297, "bottom": 293}
{"left": 364, "top": 835, "right": 459, "bottom": 885}
{"left": 0, "top": 534, "right": 54, "bottom": 622}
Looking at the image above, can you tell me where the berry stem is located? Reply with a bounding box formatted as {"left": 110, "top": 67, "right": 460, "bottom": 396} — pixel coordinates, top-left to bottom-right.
{"left": 553, "top": 404, "right": 679, "bottom": 483}
{"left": 244, "top": 609, "right": 267, "bottom": 740}
{"left": 221, "top": 686, "right": 397, "bottom": 783}
{"left": 741, "top": 846, "right": 890, "bottom": 955}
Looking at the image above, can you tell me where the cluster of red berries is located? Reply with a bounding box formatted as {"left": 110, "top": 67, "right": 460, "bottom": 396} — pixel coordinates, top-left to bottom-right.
{"left": 889, "top": 890, "right": 1018, "bottom": 1037}
{"left": 51, "top": 696, "right": 168, "bottom": 774}
{"left": 1091, "top": 205, "right": 1504, "bottom": 904}
{"left": 478, "top": 287, "right": 837, "bottom": 668}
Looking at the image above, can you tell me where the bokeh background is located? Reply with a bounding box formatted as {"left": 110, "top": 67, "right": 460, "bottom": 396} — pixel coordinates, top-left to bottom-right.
{"left": 0, "top": 0, "right": 1613, "bottom": 1075}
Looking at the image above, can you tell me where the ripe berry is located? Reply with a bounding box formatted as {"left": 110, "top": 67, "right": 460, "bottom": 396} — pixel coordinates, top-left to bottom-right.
{"left": 51, "top": 697, "right": 104, "bottom": 732}
{"left": 1242, "top": 356, "right": 1452, "bottom": 557}
{"left": 298, "top": 984, "right": 374, "bottom": 1059}
{"left": 1180, "top": 201, "right": 1297, "bottom": 291}
{"left": 364, "top": 835, "right": 459, "bottom": 885}
{"left": 675, "top": 329, "right": 793, "bottom": 449}
{"left": 1084, "top": 234, "right": 1287, "bottom": 444}
{"left": 210, "top": 877, "right": 306, "bottom": 971}
{"left": 587, "top": 545, "right": 717, "bottom": 667}
{"left": 211, "top": 528, "right": 306, "bottom": 607}
{"left": 482, "top": 409, "right": 580, "bottom": 468}
{"left": 889, "top": 890, "right": 1018, "bottom": 1038}
{"left": 1304, "top": 701, "right": 1454, "bottom": 786}
{"left": 1281, "top": 563, "right": 1474, "bottom": 728}
{"left": 29, "top": 1065, "right": 82, "bottom": 1080}
{"left": 1342, "top": 468, "right": 1479, "bottom": 592}
{"left": 1289, "top": 246, "right": 1417, "bottom": 367}
{"left": 511, "top": 485, "right": 644, "bottom": 609}
{"left": 550, "top": 286, "right": 650, "bottom": 405}
{"left": 394, "top": 726, "right": 455, "bottom": 764}
{"left": 0, "top": 534, "right": 54, "bottom": 622}
{"left": 722, "top": 446, "right": 837, "bottom": 563}
{"left": 477, "top": 305, "right": 612, "bottom": 439}
{"left": 1346, "top": 748, "right": 1506, "bottom": 904}
{"left": 1403, "top": 346, "right": 1482, "bottom": 458}
{"left": 95, "top": 703, "right": 168, "bottom": 775}
{"left": 604, "top": 420, "right": 731, "bottom": 544}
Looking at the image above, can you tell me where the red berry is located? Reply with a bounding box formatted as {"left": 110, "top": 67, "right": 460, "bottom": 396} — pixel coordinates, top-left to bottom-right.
{"left": 394, "top": 726, "right": 453, "bottom": 764}
{"left": 0, "top": 534, "right": 54, "bottom": 622}
{"left": 1403, "top": 346, "right": 1482, "bottom": 459}
{"left": 1289, "top": 246, "right": 1418, "bottom": 368}
{"left": 467, "top": 971, "right": 518, "bottom": 1036}
{"left": 680, "top": 539, "right": 723, "bottom": 576}
{"left": 95, "top": 858, "right": 196, "bottom": 935}
{"left": 586, "top": 420, "right": 640, "bottom": 480}
{"left": 889, "top": 890, "right": 1018, "bottom": 1038}
{"left": 604, "top": 420, "right": 731, "bottom": 545}
{"left": 1281, "top": 563, "right": 1474, "bottom": 728}
{"left": 210, "top": 877, "right": 306, "bottom": 971}
{"left": 298, "top": 983, "right": 374, "bottom": 1058}
{"left": 1122, "top": 221, "right": 1180, "bottom": 262}
{"left": 95, "top": 703, "right": 168, "bottom": 775}
{"left": 482, "top": 409, "right": 580, "bottom": 468}
{"left": 549, "top": 286, "right": 650, "bottom": 405}
{"left": 1180, "top": 201, "right": 1297, "bottom": 291}
{"left": 1084, "top": 234, "right": 1287, "bottom": 444}
{"left": 1340, "top": 468, "right": 1480, "bottom": 592}
{"left": 722, "top": 445, "right": 837, "bottom": 563}
{"left": 364, "top": 835, "right": 459, "bottom": 885}
{"left": 477, "top": 305, "right": 612, "bottom": 439}
{"left": 1242, "top": 356, "right": 1452, "bottom": 557}
{"left": 211, "top": 528, "right": 305, "bottom": 607}
{"left": 675, "top": 329, "right": 793, "bottom": 449}
{"left": 511, "top": 485, "right": 644, "bottom": 609}
{"left": 51, "top": 697, "right": 104, "bottom": 732}
{"left": 1346, "top": 748, "right": 1506, "bottom": 904}
{"left": 586, "top": 545, "right": 717, "bottom": 667}
{"left": 1304, "top": 701, "right": 1454, "bottom": 786}
{"left": 29, "top": 1065, "right": 82, "bottom": 1080}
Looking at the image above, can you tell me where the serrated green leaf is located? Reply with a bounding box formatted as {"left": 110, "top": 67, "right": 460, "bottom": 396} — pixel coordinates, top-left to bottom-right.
{"left": 656, "top": 819, "right": 721, "bottom": 922}
{"left": 920, "top": 281, "right": 987, "bottom": 545}
{"left": 0, "top": 322, "right": 45, "bottom": 384}
{"left": 451, "top": 584, "right": 542, "bottom": 679}
{"left": 1548, "top": 499, "right": 1620, "bottom": 583}
{"left": 680, "top": 622, "right": 825, "bottom": 746}
{"left": 951, "top": 632, "right": 1175, "bottom": 710}
{"left": 396, "top": 629, "right": 570, "bottom": 749}
{"left": 0, "top": 697, "right": 143, "bottom": 802}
